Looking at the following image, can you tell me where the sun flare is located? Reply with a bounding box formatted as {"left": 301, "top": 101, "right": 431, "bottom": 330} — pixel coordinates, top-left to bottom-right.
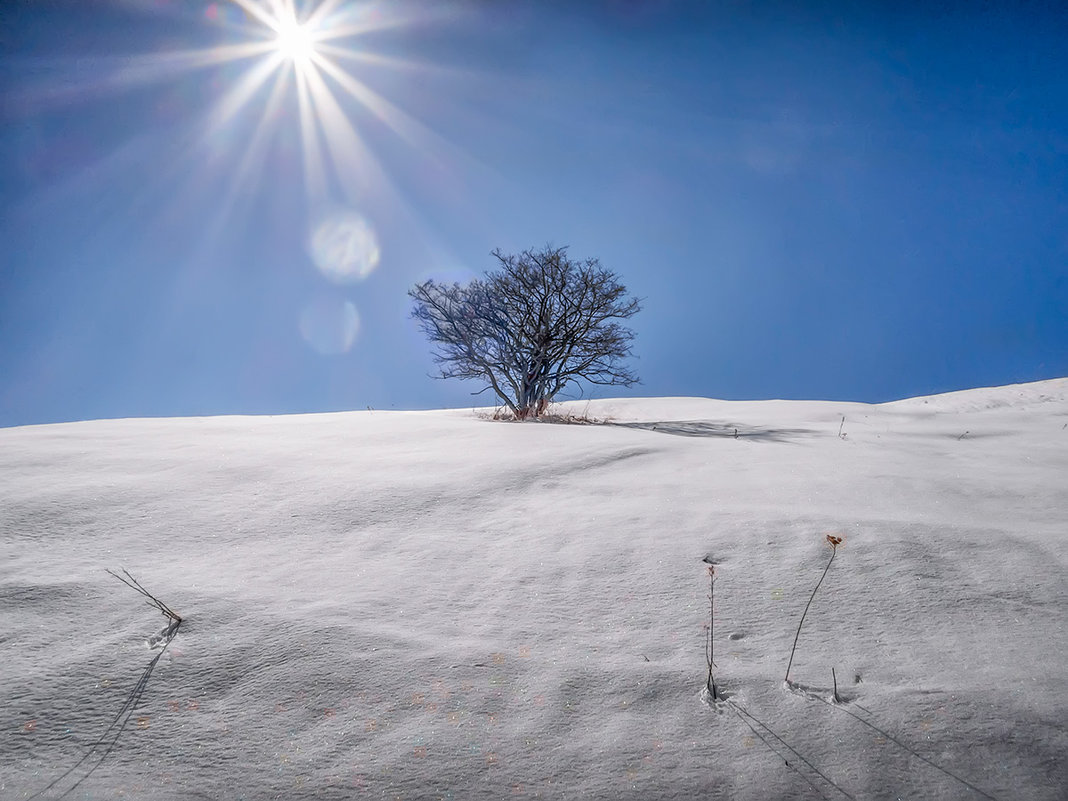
{"left": 274, "top": 15, "right": 316, "bottom": 65}
{"left": 99, "top": 0, "right": 449, "bottom": 213}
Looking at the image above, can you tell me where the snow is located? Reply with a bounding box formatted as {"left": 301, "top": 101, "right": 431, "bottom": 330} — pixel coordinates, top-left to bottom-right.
{"left": 2, "top": 378, "right": 1066, "bottom": 800}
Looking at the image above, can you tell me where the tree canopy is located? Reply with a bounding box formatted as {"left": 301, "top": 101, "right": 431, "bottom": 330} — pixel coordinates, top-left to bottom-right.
{"left": 409, "top": 246, "right": 642, "bottom": 419}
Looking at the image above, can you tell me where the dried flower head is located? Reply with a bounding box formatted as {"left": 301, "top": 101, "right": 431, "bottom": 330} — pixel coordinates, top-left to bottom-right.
{"left": 826, "top": 535, "right": 844, "bottom": 548}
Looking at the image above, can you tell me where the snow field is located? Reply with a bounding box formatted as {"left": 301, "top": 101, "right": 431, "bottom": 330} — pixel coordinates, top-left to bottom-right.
{"left": 1, "top": 379, "right": 1066, "bottom": 799}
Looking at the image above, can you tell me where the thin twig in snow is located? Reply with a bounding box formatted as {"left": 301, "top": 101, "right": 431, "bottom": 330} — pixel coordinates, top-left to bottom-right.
{"left": 28, "top": 570, "right": 182, "bottom": 800}
{"left": 785, "top": 536, "right": 842, "bottom": 683}
{"left": 704, "top": 564, "right": 718, "bottom": 700}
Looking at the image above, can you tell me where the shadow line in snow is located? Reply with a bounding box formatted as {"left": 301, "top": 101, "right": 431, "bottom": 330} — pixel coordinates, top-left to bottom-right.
{"left": 28, "top": 570, "right": 182, "bottom": 801}
{"left": 809, "top": 693, "right": 1001, "bottom": 800}
{"left": 611, "top": 420, "right": 817, "bottom": 442}
{"left": 725, "top": 698, "right": 856, "bottom": 801}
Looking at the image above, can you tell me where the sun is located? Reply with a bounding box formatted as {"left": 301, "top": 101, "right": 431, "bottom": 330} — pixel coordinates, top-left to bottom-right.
{"left": 273, "top": 15, "right": 316, "bottom": 65}
{"left": 156, "top": 0, "right": 447, "bottom": 208}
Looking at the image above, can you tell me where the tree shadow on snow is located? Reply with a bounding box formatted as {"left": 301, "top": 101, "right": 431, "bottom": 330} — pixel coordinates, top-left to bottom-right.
{"left": 611, "top": 420, "right": 817, "bottom": 442}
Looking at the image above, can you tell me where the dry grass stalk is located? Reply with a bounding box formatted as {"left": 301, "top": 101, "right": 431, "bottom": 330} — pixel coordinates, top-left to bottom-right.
{"left": 28, "top": 569, "right": 182, "bottom": 800}
{"left": 785, "top": 535, "right": 842, "bottom": 684}
{"left": 705, "top": 564, "right": 719, "bottom": 701}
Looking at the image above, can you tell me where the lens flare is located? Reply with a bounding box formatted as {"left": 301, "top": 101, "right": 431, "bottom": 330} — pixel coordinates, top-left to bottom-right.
{"left": 299, "top": 296, "right": 360, "bottom": 355}
{"left": 309, "top": 212, "right": 380, "bottom": 283}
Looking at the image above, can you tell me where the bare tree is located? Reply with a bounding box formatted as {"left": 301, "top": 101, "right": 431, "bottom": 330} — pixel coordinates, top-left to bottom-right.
{"left": 409, "top": 246, "right": 642, "bottom": 419}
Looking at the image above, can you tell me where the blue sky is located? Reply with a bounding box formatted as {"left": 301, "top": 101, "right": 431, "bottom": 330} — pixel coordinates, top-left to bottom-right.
{"left": 2, "top": 0, "right": 1066, "bottom": 427}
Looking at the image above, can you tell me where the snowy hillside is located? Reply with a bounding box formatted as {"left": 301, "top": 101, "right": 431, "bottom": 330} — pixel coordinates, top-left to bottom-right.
{"left": 2, "top": 379, "right": 1066, "bottom": 800}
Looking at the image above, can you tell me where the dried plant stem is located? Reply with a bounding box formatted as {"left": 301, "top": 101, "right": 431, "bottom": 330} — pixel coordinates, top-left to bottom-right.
{"left": 832, "top": 667, "right": 840, "bottom": 703}
{"left": 106, "top": 568, "right": 183, "bottom": 626}
{"left": 29, "top": 569, "right": 182, "bottom": 800}
{"left": 785, "top": 543, "right": 838, "bottom": 683}
{"left": 707, "top": 569, "right": 717, "bottom": 668}
{"left": 705, "top": 565, "right": 718, "bottom": 700}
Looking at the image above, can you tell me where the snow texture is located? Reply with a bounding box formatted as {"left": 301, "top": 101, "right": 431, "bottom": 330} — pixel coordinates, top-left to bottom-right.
{"left": 2, "top": 379, "right": 1066, "bottom": 800}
